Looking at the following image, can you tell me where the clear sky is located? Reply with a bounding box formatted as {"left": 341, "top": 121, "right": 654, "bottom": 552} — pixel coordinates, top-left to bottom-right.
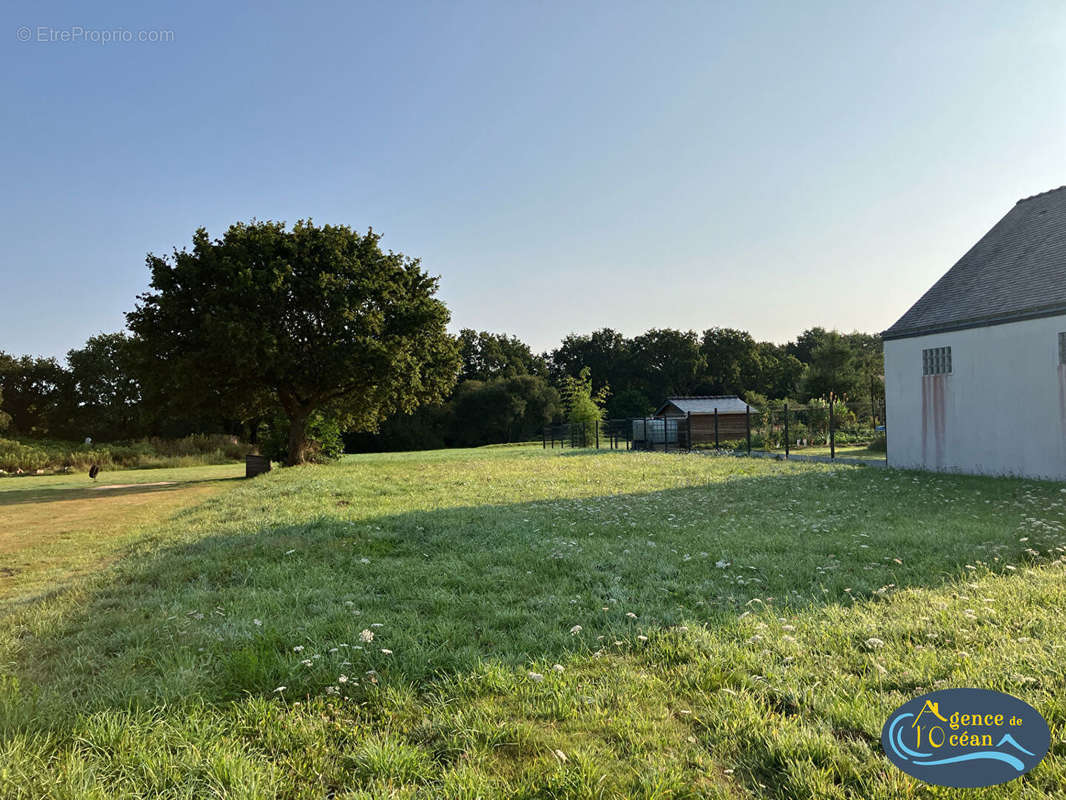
{"left": 3, "top": 0, "right": 1065, "bottom": 360}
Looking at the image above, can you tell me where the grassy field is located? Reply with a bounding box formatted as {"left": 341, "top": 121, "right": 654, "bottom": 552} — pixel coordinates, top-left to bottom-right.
{"left": 1, "top": 447, "right": 1064, "bottom": 798}
{"left": 0, "top": 464, "right": 244, "bottom": 611}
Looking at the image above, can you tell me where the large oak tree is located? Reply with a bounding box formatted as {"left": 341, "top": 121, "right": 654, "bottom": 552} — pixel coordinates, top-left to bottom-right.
{"left": 127, "top": 221, "right": 460, "bottom": 464}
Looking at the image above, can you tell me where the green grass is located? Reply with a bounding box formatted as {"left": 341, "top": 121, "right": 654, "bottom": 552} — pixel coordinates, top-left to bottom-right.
{"left": 1, "top": 446, "right": 1065, "bottom": 798}
{"left": 767, "top": 444, "right": 886, "bottom": 461}
{"left": 0, "top": 464, "right": 244, "bottom": 611}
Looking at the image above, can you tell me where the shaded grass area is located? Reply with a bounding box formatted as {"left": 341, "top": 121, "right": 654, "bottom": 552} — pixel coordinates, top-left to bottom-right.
{"left": 1, "top": 447, "right": 1065, "bottom": 798}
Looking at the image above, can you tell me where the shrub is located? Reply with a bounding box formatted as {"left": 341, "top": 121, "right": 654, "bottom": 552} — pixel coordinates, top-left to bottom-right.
{"left": 713, "top": 437, "right": 763, "bottom": 452}
{"left": 146, "top": 434, "right": 247, "bottom": 459}
{"left": 0, "top": 434, "right": 251, "bottom": 475}
{"left": 868, "top": 432, "right": 887, "bottom": 452}
{"left": 307, "top": 415, "right": 344, "bottom": 462}
{"left": 260, "top": 413, "right": 343, "bottom": 465}
{"left": 0, "top": 439, "right": 50, "bottom": 473}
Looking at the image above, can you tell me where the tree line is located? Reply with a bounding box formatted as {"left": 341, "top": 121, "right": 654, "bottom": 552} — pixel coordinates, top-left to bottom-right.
{"left": 0, "top": 220, "right": 884, "bottom": 461}
{"left": 345, "top": 326, "right": 883, "bottom": 451}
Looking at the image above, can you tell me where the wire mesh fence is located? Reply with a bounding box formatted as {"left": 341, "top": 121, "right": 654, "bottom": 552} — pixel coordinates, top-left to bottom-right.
{"left": 543, "top": 398, "right": 887, "bottom": 463}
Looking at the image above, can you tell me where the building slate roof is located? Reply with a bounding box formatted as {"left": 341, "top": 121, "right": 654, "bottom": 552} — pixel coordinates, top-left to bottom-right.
{"left": 655, "top": 396, "right": 754, "bottom": 415}
{"left": 884, "top": 186, "right": 1066, "bottom": 340}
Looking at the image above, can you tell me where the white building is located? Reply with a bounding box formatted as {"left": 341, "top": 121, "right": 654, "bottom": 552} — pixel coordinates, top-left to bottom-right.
{"left": 884, "top": 186, "right": 1066, "bottom": 479}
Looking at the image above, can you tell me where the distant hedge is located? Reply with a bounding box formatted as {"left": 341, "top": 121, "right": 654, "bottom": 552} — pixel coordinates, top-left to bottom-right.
{"left": 0, "top": 434, "right": 250, "bottom": 475}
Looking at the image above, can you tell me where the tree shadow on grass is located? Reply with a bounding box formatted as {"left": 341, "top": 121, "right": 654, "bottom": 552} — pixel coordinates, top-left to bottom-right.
{"left": 3, "top": 464, "right": 1060, "bottom": 722}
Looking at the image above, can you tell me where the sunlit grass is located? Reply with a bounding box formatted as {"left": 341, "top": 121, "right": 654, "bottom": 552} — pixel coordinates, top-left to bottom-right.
{"left": 767, "top": 444, "right": 886, "bottom": 461}
{"left": 0, "top": 463, "right": 243, "bottom": 608}
{"left": 1, "top": 447, "right": 1064, "bottom": 798}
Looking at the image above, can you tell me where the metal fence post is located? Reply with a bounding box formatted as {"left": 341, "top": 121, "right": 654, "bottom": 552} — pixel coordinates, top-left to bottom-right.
{"left": 687, "top": 412, "right": 692, "bottom": 452}
{"left": 870, "top": 375, "right": 877, "bottom": 426}
{"left": 746, "top": 405, "right": 751, "bottom": 454}
{"left": 595, "top": 421, "right": 600, "bottom": 449}
{"left": 714, "top": 408, "right": 719, "bottom": 449}
{"left": 829, "top": 393, "right": 836, "bottom": 459}
{"left": 784, "top": 403, "right": 789, "bottom": 458}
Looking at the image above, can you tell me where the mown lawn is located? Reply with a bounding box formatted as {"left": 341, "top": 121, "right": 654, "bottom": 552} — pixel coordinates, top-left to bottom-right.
{"left": 1, "top": 447, "right": 1064, "bottom": 798}
{"left": 0, "top": 464, "right": 244, "bottom": 610}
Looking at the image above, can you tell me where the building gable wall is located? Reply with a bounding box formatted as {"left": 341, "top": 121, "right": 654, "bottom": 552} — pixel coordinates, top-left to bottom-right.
{"left": 885, "top": 313, "right": 1066, "bottom": 479}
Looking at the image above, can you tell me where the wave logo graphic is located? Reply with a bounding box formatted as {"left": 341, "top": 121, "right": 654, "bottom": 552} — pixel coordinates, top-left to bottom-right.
{"left": 881, "top": 688, "right": 1050, "bottom": 787}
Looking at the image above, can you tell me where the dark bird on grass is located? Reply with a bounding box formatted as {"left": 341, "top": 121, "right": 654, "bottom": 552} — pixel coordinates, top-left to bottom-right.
{"left": 88, "top": 464, "right": 100, "bottom": 481}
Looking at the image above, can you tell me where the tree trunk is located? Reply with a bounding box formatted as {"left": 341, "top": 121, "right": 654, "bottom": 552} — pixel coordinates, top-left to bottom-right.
{"left": 287, "top": 410, "right": 311, "bottom": 465}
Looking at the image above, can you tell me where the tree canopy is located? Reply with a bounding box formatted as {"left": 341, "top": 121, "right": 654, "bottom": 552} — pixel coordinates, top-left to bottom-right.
{"left": 65, "top": 333, "right": 143, "bottom": 441}
{"left": 126, "top": 221, "right": 459, "bottom": 464}
{"left": 0, "top": 352, "right": 72, "bottom": 437}
{"left": 457, "top": 329, "right": 547, "bottom": 383}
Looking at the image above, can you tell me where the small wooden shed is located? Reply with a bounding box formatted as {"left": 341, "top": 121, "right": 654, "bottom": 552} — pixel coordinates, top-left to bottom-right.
{"left": 654, "top": 395, "right": 754, "bottom": 444}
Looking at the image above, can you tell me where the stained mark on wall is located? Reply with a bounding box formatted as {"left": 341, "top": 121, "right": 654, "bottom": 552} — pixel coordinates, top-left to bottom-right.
{"left": 1058, "top": 364, "right": 1066, "bottom": 435}
{"left": 921, "top": 375, "right": 947, "bottom": 468}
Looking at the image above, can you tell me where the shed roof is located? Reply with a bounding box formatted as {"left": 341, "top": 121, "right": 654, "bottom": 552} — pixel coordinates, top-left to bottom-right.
{"left": 655, "top": 396, "right": 753, "bottom": 415}
{"left": 884, "top": 186, "right": 1066, "bottom": 340}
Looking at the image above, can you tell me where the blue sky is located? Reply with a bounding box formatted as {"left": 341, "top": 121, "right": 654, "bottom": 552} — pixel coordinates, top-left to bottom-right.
{"left": 3, "top": 0, "right": 1065, "bottom": 359}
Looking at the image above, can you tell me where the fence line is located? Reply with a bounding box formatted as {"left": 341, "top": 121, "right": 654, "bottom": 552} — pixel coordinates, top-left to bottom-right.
{"left": 543, "top": 398, "right": 887, "bottom": 463}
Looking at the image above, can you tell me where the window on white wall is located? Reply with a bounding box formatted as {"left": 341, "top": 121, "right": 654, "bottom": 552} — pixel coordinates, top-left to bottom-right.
{"left": 1059, "top": 332, "right": 1066, "bottom": 365}
{"left": 922, "top": 346, "right": 952, "bottom": 375}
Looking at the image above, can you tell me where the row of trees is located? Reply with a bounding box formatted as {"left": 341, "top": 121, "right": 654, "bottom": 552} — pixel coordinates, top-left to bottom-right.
{"left": 1, "top": 322, "right": 882, "bottom": 455}
{"left": 346, "top": 325, "right": 883, "bottom": 451}
{"left": 545, "top": 326, "right": 882, "bottom": 419}
{"left": 3, "top": 222, "right": 460, "bottom": 464}
{"left": 0, "top": 332, "right": 261, "bottom": 443}
{"left": 1, "top": 220, "right": 884, "bottom": 461}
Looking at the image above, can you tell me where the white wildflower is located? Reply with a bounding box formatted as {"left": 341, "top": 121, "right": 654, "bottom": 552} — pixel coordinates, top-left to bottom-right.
{"left": 360, "top": 629, "right": 374, "bottom": 643}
